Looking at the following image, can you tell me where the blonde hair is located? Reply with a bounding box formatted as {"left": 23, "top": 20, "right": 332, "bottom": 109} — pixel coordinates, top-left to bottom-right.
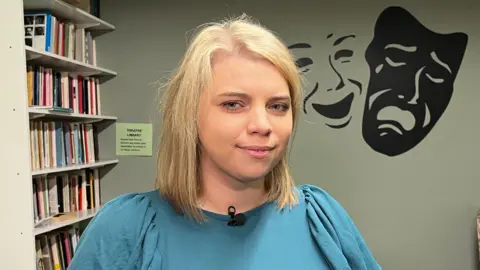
{"left": 156, "top": 14, "right": 302, "bottom": 221}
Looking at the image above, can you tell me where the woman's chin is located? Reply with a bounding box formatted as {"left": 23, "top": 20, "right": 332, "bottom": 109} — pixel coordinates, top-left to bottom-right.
{"left": 233, "top": 168, "right": 271, "bottom": 184}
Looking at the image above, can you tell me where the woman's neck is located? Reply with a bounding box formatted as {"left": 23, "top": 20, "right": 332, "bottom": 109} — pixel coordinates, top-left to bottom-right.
{"left": 198, "top": 158, "right": 267, "bottom": 215}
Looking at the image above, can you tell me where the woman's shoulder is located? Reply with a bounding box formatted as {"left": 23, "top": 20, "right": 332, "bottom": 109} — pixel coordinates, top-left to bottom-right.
{"left": 295, "top": 184, "right": 349, "bottom": 217}
{"left": 87, "top": 190, "right": 161, "bottom": 234}
{"left": 295, "top": 184, "right": 382, "bottom": 270}
{"left": 296, "top": 184, "right": 348, "bottom": 214}
{"left": 68, "top": 190, "right": 163, "bottom": 269}
{"left": 96, "top": 190, "right": 160, "bottom": 221}
{"left": 295, "top": 184, "right": 355, "bottom": 230}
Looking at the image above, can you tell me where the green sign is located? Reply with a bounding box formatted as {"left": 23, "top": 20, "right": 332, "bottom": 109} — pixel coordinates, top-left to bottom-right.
{"left": 116, "top": 123, "right": 153, "bottom": 156}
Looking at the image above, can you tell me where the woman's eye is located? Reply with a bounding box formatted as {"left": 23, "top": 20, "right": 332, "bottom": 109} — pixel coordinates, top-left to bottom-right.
{"left": 270, "top": 103, "right": 289, "bottom": 112}
{"left": 221, "top": 101, "right": 242, "bottom": 111}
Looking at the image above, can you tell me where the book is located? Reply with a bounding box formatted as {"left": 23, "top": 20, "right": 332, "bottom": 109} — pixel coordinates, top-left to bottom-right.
{"left": 24, "top": 11, "right": 97, "bottom": 65}
{"left": 33, "top": 168, "right": 101, "bottom": 225}
{"left": 26, "top": 64, "right": 101, "bottom": 115}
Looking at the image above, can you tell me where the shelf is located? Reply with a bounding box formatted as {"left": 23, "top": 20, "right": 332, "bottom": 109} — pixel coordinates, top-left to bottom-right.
{"left": 63, "top": 0, "right": 81, "bottom": 4}
{"left": 25, "top": 46, "right": 117, "bottom": 81}
{"left": 34, "top": 207, "right": 101, "bottom": 236}
{"left": 29, "top": 107, "right": 117, "bottom": 123}
{"left": 32, "top": 159, "right": 118, "bottom": 176}
{"left": 23, "top": 0, "right": 114, "bottom": 35}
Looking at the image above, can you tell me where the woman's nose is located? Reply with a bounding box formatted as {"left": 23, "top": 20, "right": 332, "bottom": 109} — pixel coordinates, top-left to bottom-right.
{"left": 247, "top": 108, "right": 272, "bottom": 136}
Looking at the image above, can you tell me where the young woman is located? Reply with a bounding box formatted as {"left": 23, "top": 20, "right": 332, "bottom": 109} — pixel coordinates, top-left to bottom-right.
{"left": 68, "top": 15, "right": 381, "bottom": 270}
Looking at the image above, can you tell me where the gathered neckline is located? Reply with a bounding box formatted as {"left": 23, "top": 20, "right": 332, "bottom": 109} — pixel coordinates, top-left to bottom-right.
{"left": 201, "top": 201, "right": 273, "bottom": 221}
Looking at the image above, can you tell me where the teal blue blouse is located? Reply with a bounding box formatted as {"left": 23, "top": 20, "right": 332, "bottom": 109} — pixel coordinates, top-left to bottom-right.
{"left": 68, "top": 184, "right": 381, "bottom": 269}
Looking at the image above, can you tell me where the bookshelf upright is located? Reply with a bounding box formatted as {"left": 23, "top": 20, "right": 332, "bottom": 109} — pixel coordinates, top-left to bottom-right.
{"left": 1, "top": 0, "right": 118, "bottom": 268}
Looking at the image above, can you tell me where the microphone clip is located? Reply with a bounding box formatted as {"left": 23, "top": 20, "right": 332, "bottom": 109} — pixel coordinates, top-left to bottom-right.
{"left": 227, "top": 206, "right": 246, "bottom": 226}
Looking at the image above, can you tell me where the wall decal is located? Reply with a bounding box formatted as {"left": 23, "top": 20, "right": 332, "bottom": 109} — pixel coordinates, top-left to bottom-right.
{"left": 288, "top": 6, "right": 469, "bottom": 157}
{"left": 288, "top": 33, "right": 363, "bottom": 129}
{"left": 287, "top": 42, "right": 313, "bottom": 75}
{"left": 362, "top": 6, "right": 468, "bottom": 156}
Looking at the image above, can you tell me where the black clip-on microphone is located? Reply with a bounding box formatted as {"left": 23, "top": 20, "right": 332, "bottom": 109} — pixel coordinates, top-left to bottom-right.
{"left": 227, "top": 206, "right": 246, "bottom": 226}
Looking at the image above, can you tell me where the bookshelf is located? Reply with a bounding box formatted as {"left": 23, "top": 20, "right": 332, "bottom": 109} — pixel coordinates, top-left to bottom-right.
{"left": 25, "top": 45, "right": 117, "bottom": 79}
{"left": 31, "top": 159, "right": 118, "bottom": 176}
{"left": 34, "top": 207, "right": 100, "bottom": 236}
{"left": 28, "top": 106, "right": 117, "bottom": 122}
{"left": 23, "top": 0, "right": 112, "bottom": 33}
{"left": 1, "top": 0, "right": 118, "bottom": 269}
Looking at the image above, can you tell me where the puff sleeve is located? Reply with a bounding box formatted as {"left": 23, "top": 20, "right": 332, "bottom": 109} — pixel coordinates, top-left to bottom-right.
{"left": 300, "top": 184, "right": 381, "bottom": 270}
{"left": 68, "top": 192, "right": 162, "bottom": 270}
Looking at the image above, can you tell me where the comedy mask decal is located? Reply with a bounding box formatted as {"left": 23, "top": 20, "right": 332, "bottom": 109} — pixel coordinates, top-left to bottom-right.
{"left": 288, "top": 33, "right": 363, "bottom": 129}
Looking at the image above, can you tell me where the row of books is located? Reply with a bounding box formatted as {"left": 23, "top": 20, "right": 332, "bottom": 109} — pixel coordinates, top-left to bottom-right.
{"left": 30, "top": 120, "right": 97, "bottom": 171}
{"left": 24, "top": 11, "right": 97, "bottom": 65}
{"left": 26, "top": 64, "right": 102, "bottom": 115}
{"left": 33, "top": 168, "right": 100, "bottom": 224}
{"left": 36, "top": 227, "right": 80, "bottom": 270}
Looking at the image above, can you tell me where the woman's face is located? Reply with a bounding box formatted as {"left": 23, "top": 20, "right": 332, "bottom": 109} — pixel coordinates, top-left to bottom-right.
{"left": 198, "top": 52, "right": 293, "bottom": 183}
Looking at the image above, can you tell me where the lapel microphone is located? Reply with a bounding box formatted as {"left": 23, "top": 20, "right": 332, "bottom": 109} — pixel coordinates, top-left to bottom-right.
{"left": 227, "top": 206, "right": 246, "bottom": 226}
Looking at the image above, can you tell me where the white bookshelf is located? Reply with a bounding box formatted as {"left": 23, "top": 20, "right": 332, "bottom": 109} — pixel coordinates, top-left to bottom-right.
{"left": 29, "top": 107, "right": 117, "bottom": 122}
{"left": 23, "top": 0, "right": 114, "bottom": 34}
{"left": 26, "top": 45, "right": 117, "bottom": 79}
{"left": 32, "top": 159, "right": 119, "bottom": 176}
{"left": 1, "top": 0, "right": 118, "bottom": 268}
{"left": 34, "top": 207, "right": 101, "bottom": 236}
